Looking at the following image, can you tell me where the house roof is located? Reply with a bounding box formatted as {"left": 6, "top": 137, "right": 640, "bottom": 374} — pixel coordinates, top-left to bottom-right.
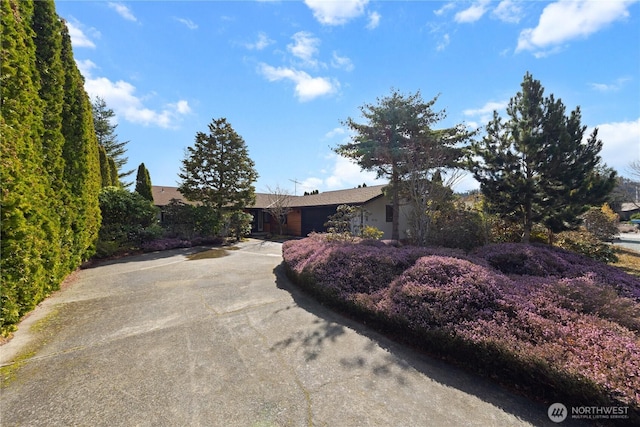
{"left": 252, "top": 193, "right": 275, "bottom": 209}
{"left": 151, "top": 184, "right": 387, "bottom": 209}
{"left": 289, "top": 184, "right": 387, "bottom": 207}
{"left": 621, "top": 202, "right": 640, "bottom": 212}
{"left": 152, "top": 186, "right": 199, "bottom": 206}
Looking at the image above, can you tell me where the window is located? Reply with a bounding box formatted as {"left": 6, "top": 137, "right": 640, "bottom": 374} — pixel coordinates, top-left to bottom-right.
{"left": 386, "top": 205, "right": 393, "bottom": 222}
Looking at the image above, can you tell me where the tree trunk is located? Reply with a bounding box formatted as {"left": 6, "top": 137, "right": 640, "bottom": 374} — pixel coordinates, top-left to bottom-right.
{"left": 392, "top": 169, "right": 400, "bottom": 241}
{"left": 522, "top": 201, "right": 532, "bottom": 243}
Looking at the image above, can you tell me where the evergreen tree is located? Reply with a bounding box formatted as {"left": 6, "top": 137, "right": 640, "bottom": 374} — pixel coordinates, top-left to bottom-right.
{"left": 108, "top": 156, "right": 119, "bottom": 187}
{"left": 178, "top": 118, "right": 258, "bottom": 213}
{"left": 60, "top": 21, "right": 102, "bottom": 265}
{"left": 32, "top": 0, "right": 71, "bottom": 282}
{"left": 469, "top": 73, "right": 616, "bottom": 243}
{"left": 1, "top": 0, "right": 52, "bottom": 331}
{"left": 92, "top": 97, "right": 134, "bottom": 186}
{"left": 98, "top": 144, "right": 112, "bottom": 188}
{"left": 135, "top": 162, "right": 154, "bottom": 202}
{"left": 335, "top": 89, "right": 470, "bottom": 240}
{"left": 32, "top": 0, "right": 65, "bottom": 187}
{"left": 1, "top": 0, "right": 104, "bottom": 335}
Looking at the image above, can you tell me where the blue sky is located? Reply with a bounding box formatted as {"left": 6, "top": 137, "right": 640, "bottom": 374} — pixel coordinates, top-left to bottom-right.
{"left": 56, "top": 0, "right": 640, "bottom": 194}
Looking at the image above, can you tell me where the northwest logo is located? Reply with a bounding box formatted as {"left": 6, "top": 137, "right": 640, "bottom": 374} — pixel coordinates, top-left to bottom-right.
{"left": 548, "top": 403, "right": 568, "bottom": 423}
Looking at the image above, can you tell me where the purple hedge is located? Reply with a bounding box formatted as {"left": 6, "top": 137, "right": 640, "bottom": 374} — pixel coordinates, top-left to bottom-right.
{"left": 472, "top": 243, "right": 640, "bottom": 299}
{"left": 282, "top": 235, "right": 640, "bottom": 415}
{"left": 379, "top": 256, "right": 507, "bottom": 328}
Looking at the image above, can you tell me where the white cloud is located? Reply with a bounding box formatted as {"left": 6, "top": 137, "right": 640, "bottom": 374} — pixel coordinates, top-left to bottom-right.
{"left": 302, "top": 153, "right": 384, "bottom": 191}
{"left": 80, "top": 67, "right": 190, "bottom": 129}
{"left": 75, "top": 59, "right": 98, "bottom": 76}
{"left": 593, "top": 118, "right": 640, "bottom": 177}
{"left": 324, "top": 127, "right": 346, "bottom": 139}
{"left": 172, "top": 100, "right": 192, "bottom": 115}
{"left": 367, "top": 11, "right": 381, "bottom": 29}
{"left": 434, "top": 3, "right": 456, "bottom": 16}
{"left": 436, "top": 34, "right": 450, "bottom": 52}
{"left": 304, "top": 0, "right": 369, "bottom": 25}
{"left": 108, "top": 2, "right": 137, "bottom": 22}
{"left": 455, "top": 0, "right": 490, "bottom": 23}
{"left": 463, "top": 101, "right": 508, "bottom": 117}
{"left": 492, "top": 0, "right": 523, "bottom": 24}
{"left": 175, "top": 17, "right": 198, "bottom": 30}
{"left": 452, "top": 172, "right": 480, "bottom": 193}
{"left": 517, "top": 0, "right": 636, "bottom": 54}
{"left": 259, "top": 63, "right": 338, "bottom": 102}
{"left": 331, "top": 52, "right": 354, "bottom": 71}
{"left": 66, "top": 20, "right": 97, "bottom": 49}
{"left": 532, "top": 46, "right": 564, "bottom": 59}
{"left": 245, "top": 32, "right": 274, "bottom": 50}
{"left": 299, "top": 177, "right": 324, "bottom": 194}
{"left": 589, "top": 77, "right": 632, "bottom": 92}
{"left": 288, "top": 31, "right": 321, "bottom": 68}
{"left": 463, "top": 100, "right": 508, "bottom": 128}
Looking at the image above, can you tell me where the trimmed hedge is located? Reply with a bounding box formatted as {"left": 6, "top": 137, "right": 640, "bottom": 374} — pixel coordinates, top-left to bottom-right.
{"left": 282, "top": 235, "right": 640, "bottom": 422}
{"left": 1, "top": 0, "right": 102, "bottom": 336}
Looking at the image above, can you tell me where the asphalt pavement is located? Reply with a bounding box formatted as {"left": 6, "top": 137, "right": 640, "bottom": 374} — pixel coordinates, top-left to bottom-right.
{"left": 1, "top": 239, "right": 581, "bottom": 426}
{"left": 615, "top": 232, "right": 640, "bottom": 252}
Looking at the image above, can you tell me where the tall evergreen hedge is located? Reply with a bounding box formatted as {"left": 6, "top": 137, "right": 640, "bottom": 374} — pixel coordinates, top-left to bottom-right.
{"left": 0, "top": 0, "right": 102, "bottom": 335}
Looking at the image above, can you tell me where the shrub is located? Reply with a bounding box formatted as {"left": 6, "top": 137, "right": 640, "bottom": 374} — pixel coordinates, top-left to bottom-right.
{"left": 581, "top": 205, "right": 619, "bottom": 242}
{"left": 360, "top": 225, "right": 384, "bottom": 240}
{"left": 481, "top": 214, "right": 547, "bottom": 244}
{"left": 379, "top": 256, "right": 506, "bottom": 328}
{"left": 473, "top": 243, "right": 639, "bottom": 298}
{"left": 472, "top": 243, "right": 573, "bottom": 276}
{"left": 551, "top": 275, "right": 640, "bottom": 332}
{"left": 324, "top": 204, "right": 359, "bottom": 234}
{"left": 282, "top": 237, "right": 640, "bottom": 415}
{"left": 324, "top": 231, "right": 356, "bottom": 243}
{"left": 426, "top": 208, "right": 485, "bottom": 251}
{"left": 161, "top": 199, "right": 198, "bottom": 239}
{"left": 312, "top": 244, "right": 432, "bottom": 296}
{"left": 161, "top": 200, "right": 221, "bottom": 240}
{"left": 141, "top": 238, "right": 191, "bottom": 252}
{"left": 97, "top": 187, "right": 160, "bottom": 256}
{"left": 282, "top": 235, "right": 470, "bottom": 304}
{"left": 485, "top": 215, "right": 523, "bottom": 243}
{"left": 555, "top": 230, "right": 618, "bottom": 263}
{"left": 94, "top": 239, "right": 121, "bottom": 258}
{"left": 223, "top": 210, "right": 253, "bottom": 240}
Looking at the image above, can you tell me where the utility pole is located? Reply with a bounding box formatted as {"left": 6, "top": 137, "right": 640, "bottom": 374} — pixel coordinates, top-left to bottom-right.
{"left": 289, "top": 178, "right": 301, "bottom": 196}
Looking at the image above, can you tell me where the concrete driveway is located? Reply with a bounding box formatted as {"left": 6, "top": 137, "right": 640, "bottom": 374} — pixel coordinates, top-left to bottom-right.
{"left": 1, "top": 239, "right": 576, "bottom": 426}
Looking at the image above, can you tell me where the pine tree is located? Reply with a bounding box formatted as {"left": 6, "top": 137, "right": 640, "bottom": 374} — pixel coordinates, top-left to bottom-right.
{"left": 92, "top": 97, "right": 133, "bottom": 186}
{"left": 469, "top": 73, "right": 617, "bottom": 243}
{"left": 135, "top": 163, "right": 154, "bottom": 202}
{"left": 178, "top": 118, "right": 258, "bottom": 212}
{"left": 335, "top": 89, "right": 470, "bottom": 240}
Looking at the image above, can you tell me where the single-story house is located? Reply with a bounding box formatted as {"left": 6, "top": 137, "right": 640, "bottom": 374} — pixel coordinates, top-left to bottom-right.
{"left": 151, "top": 185, "right": 409, "bottom": 240}
{"left": 619, "top": 202, "right": 640, "bottom": 221}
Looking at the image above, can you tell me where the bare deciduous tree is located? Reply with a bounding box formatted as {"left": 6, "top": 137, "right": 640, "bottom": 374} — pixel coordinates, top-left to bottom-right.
{"left": 628, "top": 160, "right": 640, "bottom": 207}
{"left": 630, "top": 160, "right": 640, "bottom": 180}
{"left": 265, "top": 185, "right": 292, "bottom": 235}
{"left": 403, "top": 166, "right": 464, "bottom": 246}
